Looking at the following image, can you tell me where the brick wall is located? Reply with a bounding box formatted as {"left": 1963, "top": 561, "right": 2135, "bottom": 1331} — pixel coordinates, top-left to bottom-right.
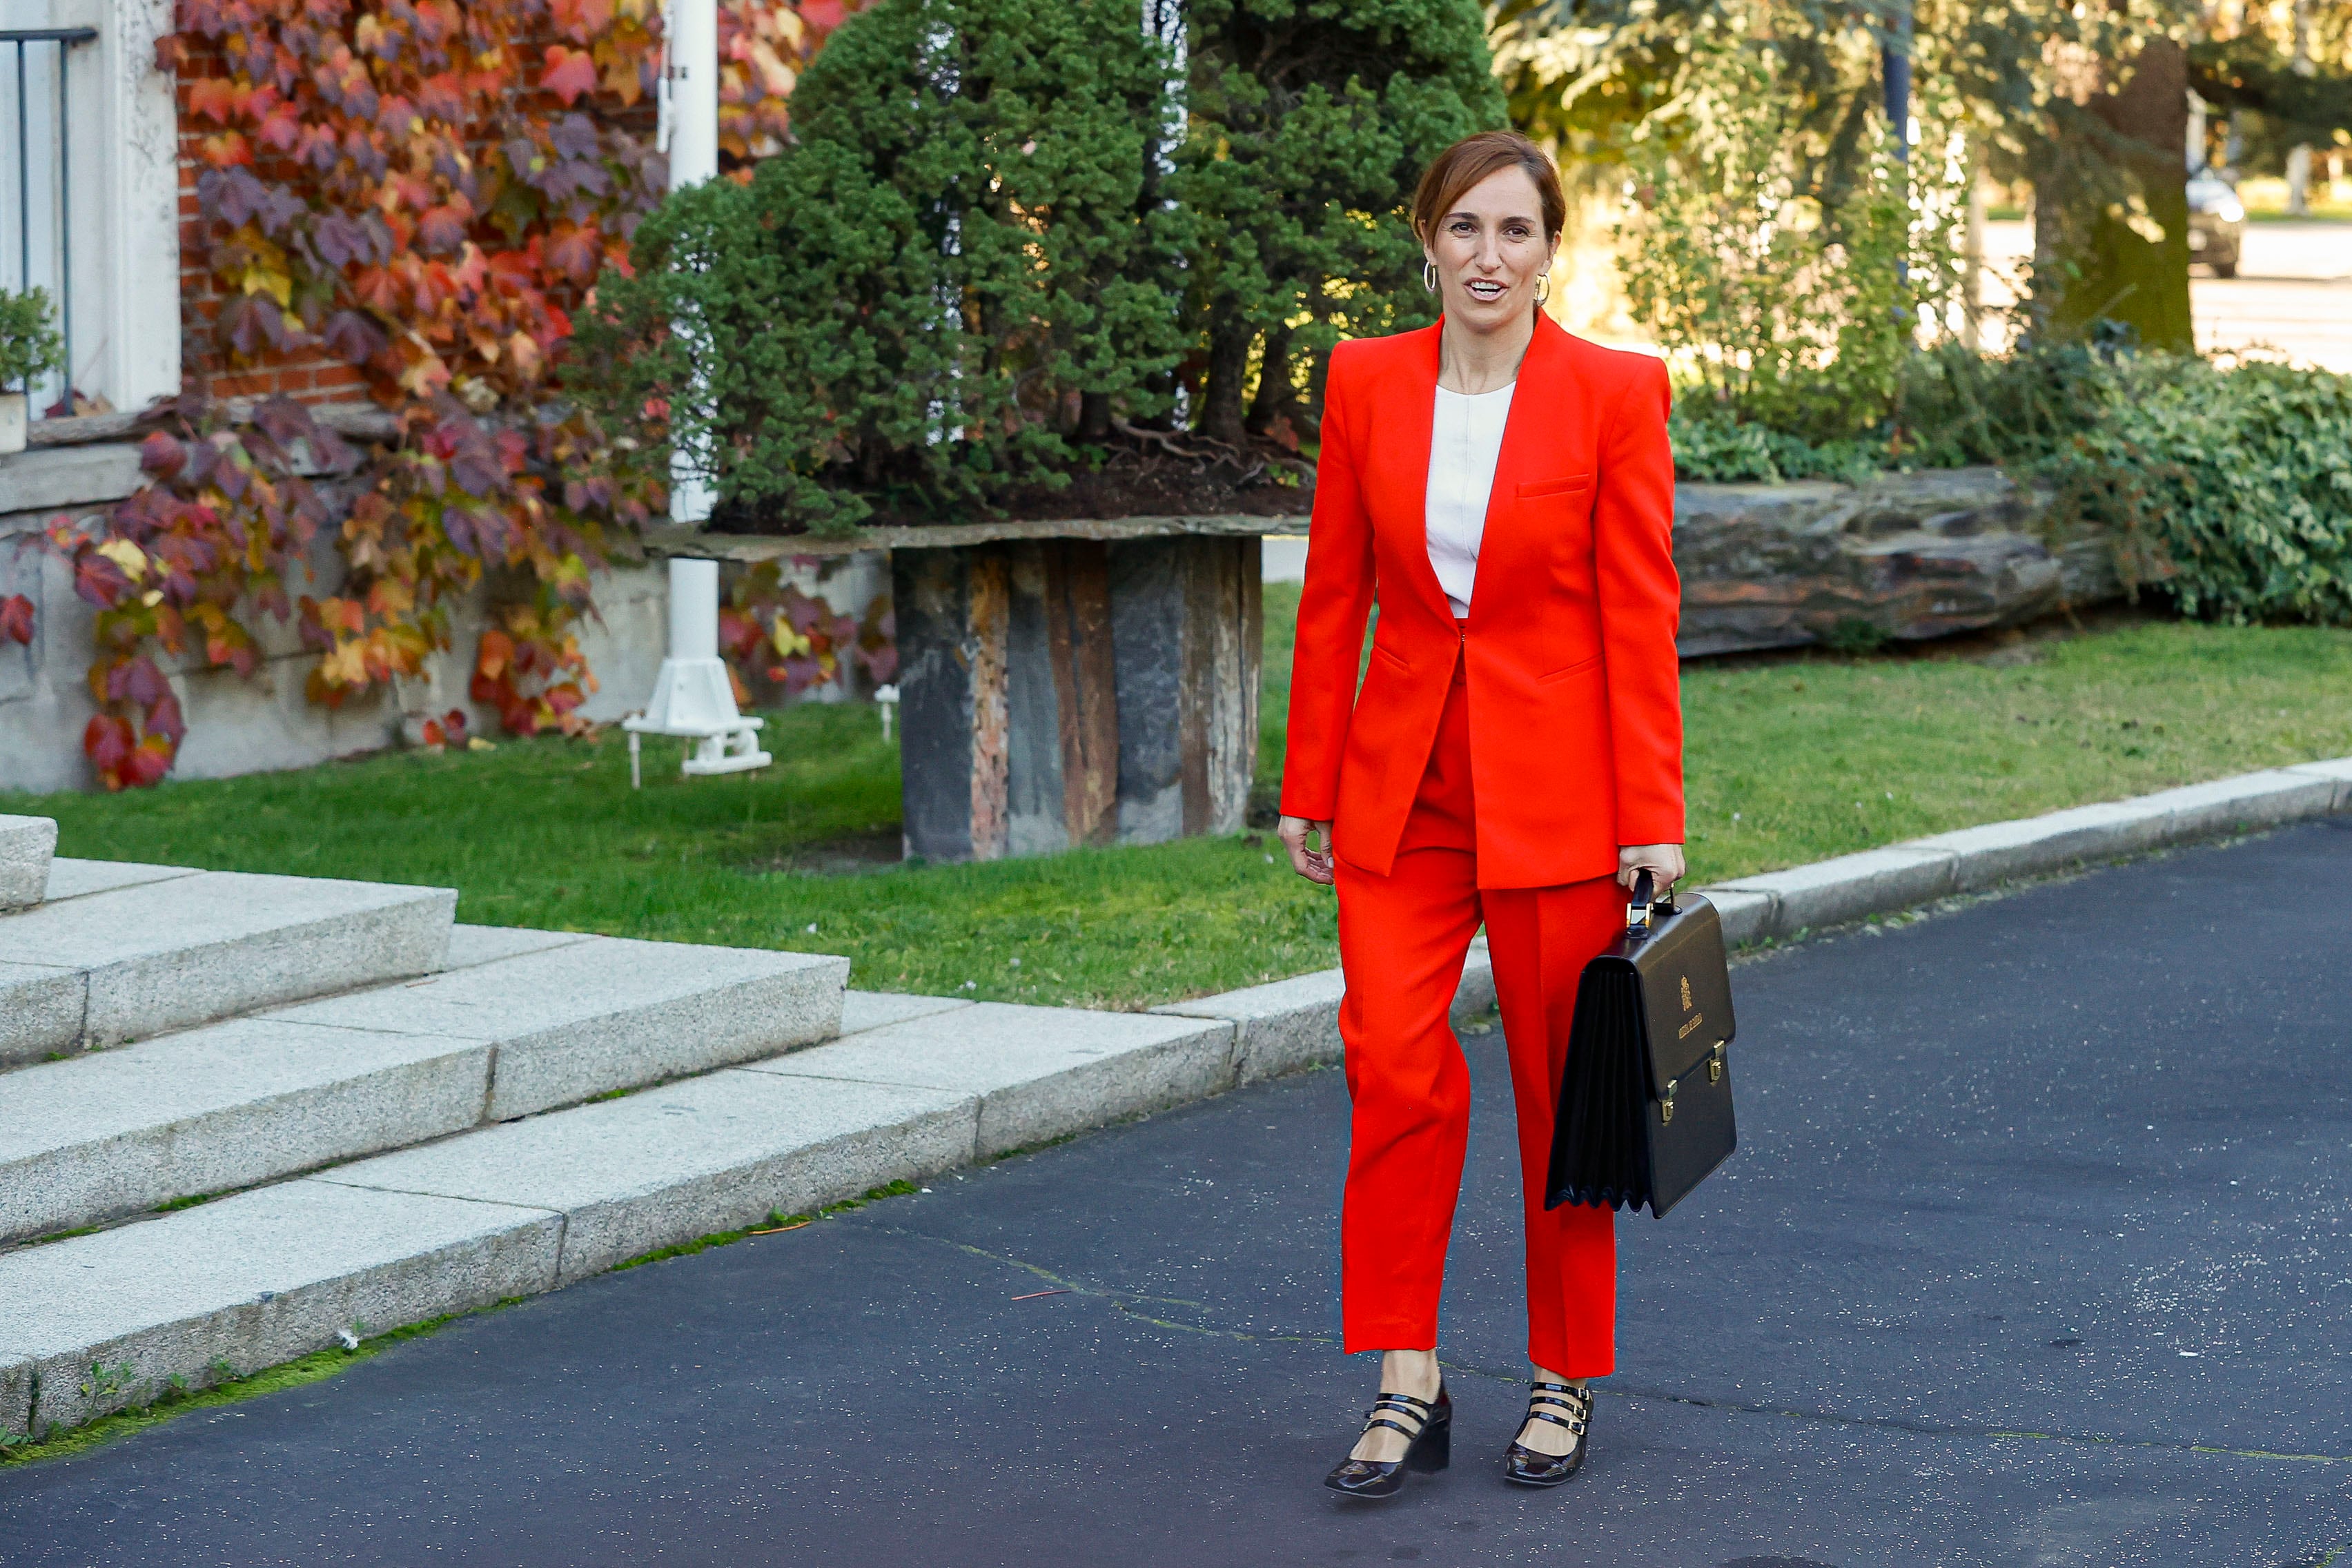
{"left": 171, "top": 39, "right": 656, "bottom": 409}
{"left": 174, "top": 37, "right": 373, "bottom": 406}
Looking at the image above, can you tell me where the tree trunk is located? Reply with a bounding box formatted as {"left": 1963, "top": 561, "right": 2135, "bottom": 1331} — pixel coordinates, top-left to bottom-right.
{"left": 2040, "top": 39, "right": 2194, "bottom": 351}
{"left": 1078, "top": 391, "right": 1112, "bottom": 442}
{"left": 1244, "top": 324, "right": 1294, "bottom": 435}
{"left": 1197, "top": 322, "right": 1253, "bottom": 444}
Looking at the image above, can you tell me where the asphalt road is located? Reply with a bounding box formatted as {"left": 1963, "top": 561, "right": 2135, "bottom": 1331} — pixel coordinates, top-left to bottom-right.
{"left": 4, "top": 822, "right": 2350, "bottom": 1567}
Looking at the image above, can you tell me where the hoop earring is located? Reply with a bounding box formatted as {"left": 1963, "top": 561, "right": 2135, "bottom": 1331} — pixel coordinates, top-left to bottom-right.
{"left": 1422, "top": 261, "right": 1438, "bottom": 294}
{"left": 1534, "top": 274, "right": 1551, "bottom": 305}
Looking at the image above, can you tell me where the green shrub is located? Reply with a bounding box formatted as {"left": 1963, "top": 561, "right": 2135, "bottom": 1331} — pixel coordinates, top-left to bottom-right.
{"left": 0, "top": 287, "right": 63, "bottom": 392}
{"left": 2060, "top": 354, "right": 2352, "bottom": 626}
{"left": 578, "top": 0, "right": 1187, "bottom": 533}
{"left": 1667, "top": 408, "right": 1882, "bottom": 484}
{"left": 1615, "top": 0, "right": 1968, "bottom": 451}
{"left": 1892, "top": 337, "right": 2116, "bottom": 470}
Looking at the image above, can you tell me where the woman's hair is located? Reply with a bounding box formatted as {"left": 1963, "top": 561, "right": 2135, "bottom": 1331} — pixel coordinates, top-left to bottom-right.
{"left": 1411, "top": 130, "right": 1566, "bottom": 245}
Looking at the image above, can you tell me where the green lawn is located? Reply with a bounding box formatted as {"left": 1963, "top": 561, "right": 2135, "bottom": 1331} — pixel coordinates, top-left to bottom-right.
{"left": 8, "top": 583, "right": 2349, "bottom": 1009}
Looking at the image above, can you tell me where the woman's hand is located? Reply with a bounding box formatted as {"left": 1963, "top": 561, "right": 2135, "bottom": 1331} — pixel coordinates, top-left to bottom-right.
{"left": 1279, "top": 815, "right": 1336, "bottom": 885}
{"left": 1616, "top": 843, "right": 1685, "bottom": 892}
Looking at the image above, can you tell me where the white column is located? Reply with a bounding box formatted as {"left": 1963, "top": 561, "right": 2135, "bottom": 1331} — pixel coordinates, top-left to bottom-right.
{"left": 99, "top": 0, "right": 182, "bottom": 411}
{"left": 663, "top": 0, "right": 718, "bottom": 525}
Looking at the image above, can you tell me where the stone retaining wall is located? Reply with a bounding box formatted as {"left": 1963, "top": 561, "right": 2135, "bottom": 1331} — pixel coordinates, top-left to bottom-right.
{"left": 0, "top": 444, "right": 884, "bottom": 794}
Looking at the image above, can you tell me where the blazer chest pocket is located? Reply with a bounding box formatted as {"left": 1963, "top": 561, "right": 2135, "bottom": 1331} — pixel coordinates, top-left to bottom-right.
{"left": 1517, "top": 474, "right": 1593, "bottom": 501}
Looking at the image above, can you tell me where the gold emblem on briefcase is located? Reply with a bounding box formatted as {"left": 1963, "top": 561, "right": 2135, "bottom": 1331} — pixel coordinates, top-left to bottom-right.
{"left": 1680, "top": 975, "right": 1693, "bottom": 1011}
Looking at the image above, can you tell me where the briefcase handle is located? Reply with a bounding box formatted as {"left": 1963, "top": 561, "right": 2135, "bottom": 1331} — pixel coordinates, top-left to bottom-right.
{"left": 1625, "top": 869, "right": 1680, "bottom": 937}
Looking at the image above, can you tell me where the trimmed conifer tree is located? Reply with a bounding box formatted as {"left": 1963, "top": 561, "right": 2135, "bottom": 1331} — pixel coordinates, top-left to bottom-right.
{"left": 1175, "top": 0, "right": 1504, "bottom": 446}
{"left": 581, "top": 0, "right": 1188, "bottom": 531}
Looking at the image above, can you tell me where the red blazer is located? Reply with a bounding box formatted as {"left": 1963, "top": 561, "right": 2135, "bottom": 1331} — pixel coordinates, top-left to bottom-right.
{"left": 1279, "top": 313, "right": 1684, "bottom": 889}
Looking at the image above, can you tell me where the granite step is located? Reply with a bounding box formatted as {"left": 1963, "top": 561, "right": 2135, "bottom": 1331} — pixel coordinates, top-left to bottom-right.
{"left": 0, "top": 816, "right": 57, "bottom": 912}
{"left": 0, "top": 997, "right": 1235, "bottom": 1438}
{"left": 0, "top": 929, "right": 850, "bottom": 1243}
{"left": 0, "top": 868, "right": 458, "bottom": 1069}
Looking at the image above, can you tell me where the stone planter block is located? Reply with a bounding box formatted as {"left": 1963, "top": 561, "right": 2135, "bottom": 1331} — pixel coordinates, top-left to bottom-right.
{"left": 896, "top": 534, "right": 1261, "bottom": 863}
{"left": 1674, "top": 467, "right": 2121, "bottom": 658}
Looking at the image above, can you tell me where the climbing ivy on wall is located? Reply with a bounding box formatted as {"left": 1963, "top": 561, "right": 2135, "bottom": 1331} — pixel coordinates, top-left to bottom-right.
{"left": 34, "top": 0, "right": 847, "bottom": 787}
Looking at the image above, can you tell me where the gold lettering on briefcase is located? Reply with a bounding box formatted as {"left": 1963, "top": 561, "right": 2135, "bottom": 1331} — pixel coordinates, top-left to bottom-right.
{"left": 1678, "top": 1011, "right": 1704, "bottom": 1040}
{"left": 1680, "top": 975, "right": 1693, "bottom": 1011}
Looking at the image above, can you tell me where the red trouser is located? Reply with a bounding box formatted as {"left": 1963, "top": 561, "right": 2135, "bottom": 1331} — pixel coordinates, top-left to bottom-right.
{"left": 1334, "top": 634, "right": 1621, "bottom": 1375}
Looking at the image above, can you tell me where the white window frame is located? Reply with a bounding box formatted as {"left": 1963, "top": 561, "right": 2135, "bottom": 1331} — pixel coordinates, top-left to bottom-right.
{"left": 1, "top": 0, "right": 178, "bottom": 418}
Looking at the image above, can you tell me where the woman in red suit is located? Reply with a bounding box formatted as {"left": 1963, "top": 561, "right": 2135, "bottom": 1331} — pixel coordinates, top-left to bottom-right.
{"left": 1278, "top": 130, "right": 1685, "bottom": 1498}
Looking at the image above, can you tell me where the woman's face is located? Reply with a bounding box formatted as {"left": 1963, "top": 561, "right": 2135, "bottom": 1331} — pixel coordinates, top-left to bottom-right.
{"left": 1422, "top": 165, "right": 1558, "bottom": 334}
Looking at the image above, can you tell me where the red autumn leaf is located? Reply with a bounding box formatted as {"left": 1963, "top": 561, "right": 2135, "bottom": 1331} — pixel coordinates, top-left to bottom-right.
{"left": 415, "top": 70, "right": 466, "bottom": 123}
{"left": 476, "top": 626, "right": 514, "bottom": 679}
{"left": 72, "top": 551, "right": 133, "bottom": 608}
{"left": 139, "top": 429, "right": 188, "bottom": 478}
{"left": 418, "top": 204, "right": 470, "bottom": 254}
{"left": 255, "top": 99, "right": 302, "bottom": 152}
{"left": 545, "top": 224, "right": 602, "bottom": 284}
{"left": 0, "top": 594, "right": 32, "bottom": 645}
{"left": 187, "top": 76, "right": 239, "bottom": 124}
{"left": 200, "top": 130, "right": 253, "bottom": 168}
{"left": 125, "top": 734, "right": 175, "bottom": 788}
{"left": 551, "top": 0, "right": 611, "bottom": 42}
{"left": 540, "top": 45, "right": 598, "bottom": 106}
{"left": 84, "top": 714, "right": 135, "bottom": 778}
{"left": 146, "top": 690, "right": 188, "bottom": 745}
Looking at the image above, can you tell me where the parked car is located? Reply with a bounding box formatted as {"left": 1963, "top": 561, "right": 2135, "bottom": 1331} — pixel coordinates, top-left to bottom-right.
{"left": 2186, "top": 170, "right": 2245, "bottom": 278}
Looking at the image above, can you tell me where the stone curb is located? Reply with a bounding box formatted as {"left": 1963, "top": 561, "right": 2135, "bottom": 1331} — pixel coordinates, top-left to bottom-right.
{"left": 1148, "top": 756, "right": 2347, "bottom": 1072}
{"left": 4, "top": 757, "right": 2344, "bottom": 1442}
{"left": 1150, "top": 939, "right": 1493, "bottom": 1084}
{"left": 1706, "top": 758, "right": 2351, "bottom": 944}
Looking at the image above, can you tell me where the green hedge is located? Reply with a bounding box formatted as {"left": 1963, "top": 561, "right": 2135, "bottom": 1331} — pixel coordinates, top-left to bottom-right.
{"left": 1672, "top": 347, "right": 2352, "bottom": 627}
{"left": 2067, "top": 355, "right": 2352, "bottom": 626}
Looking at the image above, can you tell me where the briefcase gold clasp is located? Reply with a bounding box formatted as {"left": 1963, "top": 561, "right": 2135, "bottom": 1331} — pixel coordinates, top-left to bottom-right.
{"left": 1708, "top": 1042, "right": 1725, "bottom": 1084}
{"left": 1660, "top": 1079, "right": 1677, "bottom": 1124}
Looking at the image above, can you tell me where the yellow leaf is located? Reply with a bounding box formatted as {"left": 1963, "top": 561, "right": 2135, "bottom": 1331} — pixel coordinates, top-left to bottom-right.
{"left": 97, "top": 538, "right": 149, "bottom": 580}
{"left": 240, "top": 262, "right": 295, "bottom": 308}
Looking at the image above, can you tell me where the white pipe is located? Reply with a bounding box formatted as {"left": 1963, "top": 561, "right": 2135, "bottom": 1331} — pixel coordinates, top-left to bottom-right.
{"left": 667, "top": 557, "right": 721, "bottom": 661}
{"left": 666, "top": 0, "right": 717, "bottom": 192}
{"left": 667, "top": 0, "right": 719, "bottom": 525}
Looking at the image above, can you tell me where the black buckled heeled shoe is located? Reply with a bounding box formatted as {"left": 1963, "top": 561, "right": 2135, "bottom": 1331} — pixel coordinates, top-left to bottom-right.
{"left": 1323, "top": 1386, "right": 1451, "bottom": 1499}
{"left": 1502, "top": 1380, "right": 1591, "bottom": 1487}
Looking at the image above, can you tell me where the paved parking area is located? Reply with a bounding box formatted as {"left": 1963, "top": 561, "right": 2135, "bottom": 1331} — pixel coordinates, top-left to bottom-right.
{"left": 1979, "top": 219, "right": 2352, "bottom": 371}
{"left": 3, "top": 821, "right": 2349, "bottom": 1567}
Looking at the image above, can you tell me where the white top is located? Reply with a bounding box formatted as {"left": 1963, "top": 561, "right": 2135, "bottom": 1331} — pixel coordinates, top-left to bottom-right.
{"left": 1424, "top": 382, "right": 1515, "bottom": 617}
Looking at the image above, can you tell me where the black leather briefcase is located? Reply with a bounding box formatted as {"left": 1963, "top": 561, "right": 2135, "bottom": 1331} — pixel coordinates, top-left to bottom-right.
{"left": 1543, "top": 872, "right": 1738, "bottom": 1218}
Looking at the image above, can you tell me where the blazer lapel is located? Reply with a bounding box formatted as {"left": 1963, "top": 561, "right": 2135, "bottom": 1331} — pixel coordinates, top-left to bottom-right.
{"left": 1371, "top": 321, "right": 1455, "bottom": 623}
{"left": 1464, "top": 313, "right": 1571, "bottom": 629}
